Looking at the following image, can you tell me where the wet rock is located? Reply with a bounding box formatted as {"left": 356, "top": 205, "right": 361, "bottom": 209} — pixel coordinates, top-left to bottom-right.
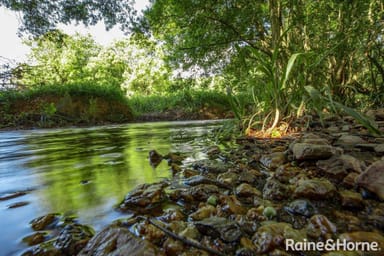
{"left": 7, "top": 201, "right": 29, "bottom": 209}
{"left": 338, "top": 231, "right": 384, "bottom": 256}
{"left": 260, "top": 152, "right": 287, "bottom": 169}
{"left": 356, "top": 160, "right": 384, "bottom": 200}
{"left": 306, "top": 214, "right": 337, "bottom": 239}
{"left": 78, "top": 225, "right": 162, "bottom": 256}
{"left": 0, "top": 191, "right": 27, "bottom": 201}
{"left": 343, "top": 172, "right": 359, "bottom": 187}
{"left": 206, "top": 146, "right": 221, "bottom": 157}
{"left": 317, "top": 154, "right": 362, "bottom": 178}
{"left": 183, "top": 175, "right": 231, "bottom": 189}
{"left": 163, "top": 238, "right": 185, "bottom": 256}
{"left": 179, "top": 224, "right": 200, "bottom": 240}
{"left": 274, "top": 165, "right": 302, "bottom": 183}
{"left": 195, "top": 217, "right": 242, "bottom": 242}
{"left": 163, "top": 152, "right": 185, "bottom": 165}
{"left": 190, "top": 184, "right": 220, "bottom": 201}
{"left": 159, "top": 208, "right": 185, "bottom": 222}
{"left": 119, "top": 182, "right": 167, "bottom": 212}
{"left": 189, "top": 205, "right": 216, "bottom": 220}
{"left": 239, "top": 169, "right": 263, "bottom": 184}
{"left": 339, "top": 190, "right": 364, "bottom": 209}
{"left": 293, "top": 178, "right": 336, "bottom": 200}
{"left": 22, "top": 232, "right": 46, "bottom": 246}
{"left": 217, "top": 171, "right": 238, "bottom": 185}
{"left": 30, "top": 213, "right": 59, "bottom": 231}
{"left": 220, "top": 195, "right": 247, "bottom": 215}
{"left": 284, "top": 199, "right": 317, "bottom": 217}
{"left": 192, "top": 159, "right": 231, "bottom": 174}
{"left": 252, "top": 222, "right": 292, "bottom": 253}
{"left": 149, "top": 150, "right": 163, "bottom": 168}
{"left": 53, "top": 224, "right": 94, "bottom": 255}
{"left": 236, "top": 183, "right": 261, "bottom": 198}
{"left": 292, "top": 143, "right": 336, "bottom": 160}
{"left": 263, "top": 178, "right": 290, "bottom": 200}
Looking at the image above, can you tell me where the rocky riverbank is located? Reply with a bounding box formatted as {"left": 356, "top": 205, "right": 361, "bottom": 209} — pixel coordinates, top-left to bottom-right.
{"left": 19, "top": 111, "right": 384, "bottom": 256}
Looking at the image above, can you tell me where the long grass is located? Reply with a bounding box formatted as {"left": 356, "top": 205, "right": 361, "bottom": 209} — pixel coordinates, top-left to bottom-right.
{"left": 128, "top": 90, "right": 252, "bottom": 116}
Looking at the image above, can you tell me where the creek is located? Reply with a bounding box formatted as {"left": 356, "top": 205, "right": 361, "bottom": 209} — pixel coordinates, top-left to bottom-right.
{"left": 0, "top": 120, "right": 226, "bottom": 255}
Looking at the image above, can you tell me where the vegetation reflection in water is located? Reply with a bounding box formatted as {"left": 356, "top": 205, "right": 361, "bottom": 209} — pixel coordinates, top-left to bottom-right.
{"left": 0, "top": 120, "right": 226, "bottom": 255}
{"left": 19, "top": 120, "right": 222, "bottom": 217}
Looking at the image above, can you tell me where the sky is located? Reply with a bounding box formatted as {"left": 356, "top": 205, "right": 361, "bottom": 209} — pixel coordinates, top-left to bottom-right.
{"left": 0, "top": 1, "right": 148, "bottom": 63}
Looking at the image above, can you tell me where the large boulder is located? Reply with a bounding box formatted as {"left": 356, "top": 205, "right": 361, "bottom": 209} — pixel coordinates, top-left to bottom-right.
{"left": 356, "top": 160, "right": 384, "bottom": 200}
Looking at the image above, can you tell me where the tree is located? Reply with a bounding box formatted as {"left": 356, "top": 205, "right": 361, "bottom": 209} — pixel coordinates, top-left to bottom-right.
{"left": 19, "top": 30, "right": 101, "bottom": 86}
{"left": 0, "top": 0, "right": 138, "bottom": 36}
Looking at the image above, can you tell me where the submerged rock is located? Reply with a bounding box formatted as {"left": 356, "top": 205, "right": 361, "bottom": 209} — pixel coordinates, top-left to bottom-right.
{"left": 260, "top": 152, "right": 287, "bottom": 169}
{"left": 78, "top": 225, "right": 162, "bottom": 256}
{"left": 356, "top": 160, "right": 384, "bottom": 200}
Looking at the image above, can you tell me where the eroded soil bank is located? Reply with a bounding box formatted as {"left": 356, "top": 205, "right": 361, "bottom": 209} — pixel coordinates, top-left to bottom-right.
{"left": 11, "top": 110, "right": 384, "bottom": 256}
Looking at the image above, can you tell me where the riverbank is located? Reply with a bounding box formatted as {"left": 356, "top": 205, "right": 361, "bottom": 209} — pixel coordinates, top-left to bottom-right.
{"left": 16, "top": 112, "right": 384, "bottom": 255}
{"left": 0, "top": 86, "right": 238, "bottom": 130}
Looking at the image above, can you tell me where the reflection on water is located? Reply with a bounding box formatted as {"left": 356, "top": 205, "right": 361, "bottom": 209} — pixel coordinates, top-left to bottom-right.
{"left": 0, "top": 120, "right": 224, "bottom": 255}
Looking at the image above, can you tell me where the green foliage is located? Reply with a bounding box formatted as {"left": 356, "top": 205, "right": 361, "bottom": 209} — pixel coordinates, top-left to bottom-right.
{"left": 0, "top": 0, "right": 137, "bottom": 36}
{"left": 129, "top": 90, "right": 234, "bottom": 116}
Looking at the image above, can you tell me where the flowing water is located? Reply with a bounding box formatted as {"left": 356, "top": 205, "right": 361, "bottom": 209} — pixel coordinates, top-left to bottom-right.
{"left": 0, "top": 120, "right": 225, "bottom": 255}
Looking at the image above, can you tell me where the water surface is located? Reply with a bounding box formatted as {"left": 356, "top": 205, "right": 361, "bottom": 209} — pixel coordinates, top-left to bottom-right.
{"left": 0, "top": 120, "right": 224, "bottom": 255}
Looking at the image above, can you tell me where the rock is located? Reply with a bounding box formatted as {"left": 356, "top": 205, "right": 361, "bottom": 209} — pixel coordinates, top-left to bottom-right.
{"left": 263, "top": 178, "right": 290, "bottom": 200}
{"left": 292, "top": 143, "right": 336, "bottom": 160}
{"left": 183, "top": 175, "right": 230, "bottom": 189}
{"left": 179, "top": 224, "right": 200, "bottom": 240}
{"left": 7, "top": 201, "right": 29, "bottom": 208}
{"left": 356, "top": 160, "right": 384, "bottom": 200}
{"left": 195, "top": 217, "right": 242, "bottom": 242}
{"left": 53, "top": 224, "right": 94, "bottom": 255}
{"left": 306, "top": 214, "right": 337, "bottom": 239}
{"left": 252, "top": 222, "right": 293, "bottom": 253}
{"left": 22, "top": 232, "right": 46, "bottom": 246}
{"left": 217, "top": 171, "right": 238, "bottom": 185}
{"left": 293, "top": 178, "right": 336, "bottom": 200}
{"left": 260, "top": 152, "right": 287, "bottom": 169}
{"left": 236, "top": 183, "right": 261, "bottom": 197}
{"left": 339, "top": 190, "right": 364, "bottom": 209}
{"left": 338, "top": 231, "right": 384, "bottom": 256}
{"left": 189, "top": 205, "right": 216, "bottom": 220}
{"left": 366, "top": 108, "right": 384, "bottom": 121}
{"left": 342, "top": 172, "right": 359, "bottom": 187}
{"left": 30, "top": 213, "right": 59, "bottom": 231}
{"left": 149, "top": 150, "right": 163, "bottom": 168}
{"left": 190, "top": 184, "right": 220, "bottom": 201}
{"left": 375, "top": 144, "right": 384, "bottom": 154}
{"left": 336, "top": 135, "right": 366, "bottom": 146}
{"left": 317, "top": 154, "right": 362, "bottom": 178}
{"left": 192, "top": 159, "right": 231, "bottom": 174}
{"left": 220, "top": 195, "right": 247, "bottom": 215}
{"left": 274, "top": 165, "right": 302, "bottom": 183}
{"left": 78, "top": 225, "right": 162, "bottom": 256}
{"left": 284, "top": 199, "right": 317, "bottom": 217}
{"left": 119, "top": 182, "right": 167, "bottom": 212}
{"left": 0, "top": 191, "right": 27, "bottom": 201}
